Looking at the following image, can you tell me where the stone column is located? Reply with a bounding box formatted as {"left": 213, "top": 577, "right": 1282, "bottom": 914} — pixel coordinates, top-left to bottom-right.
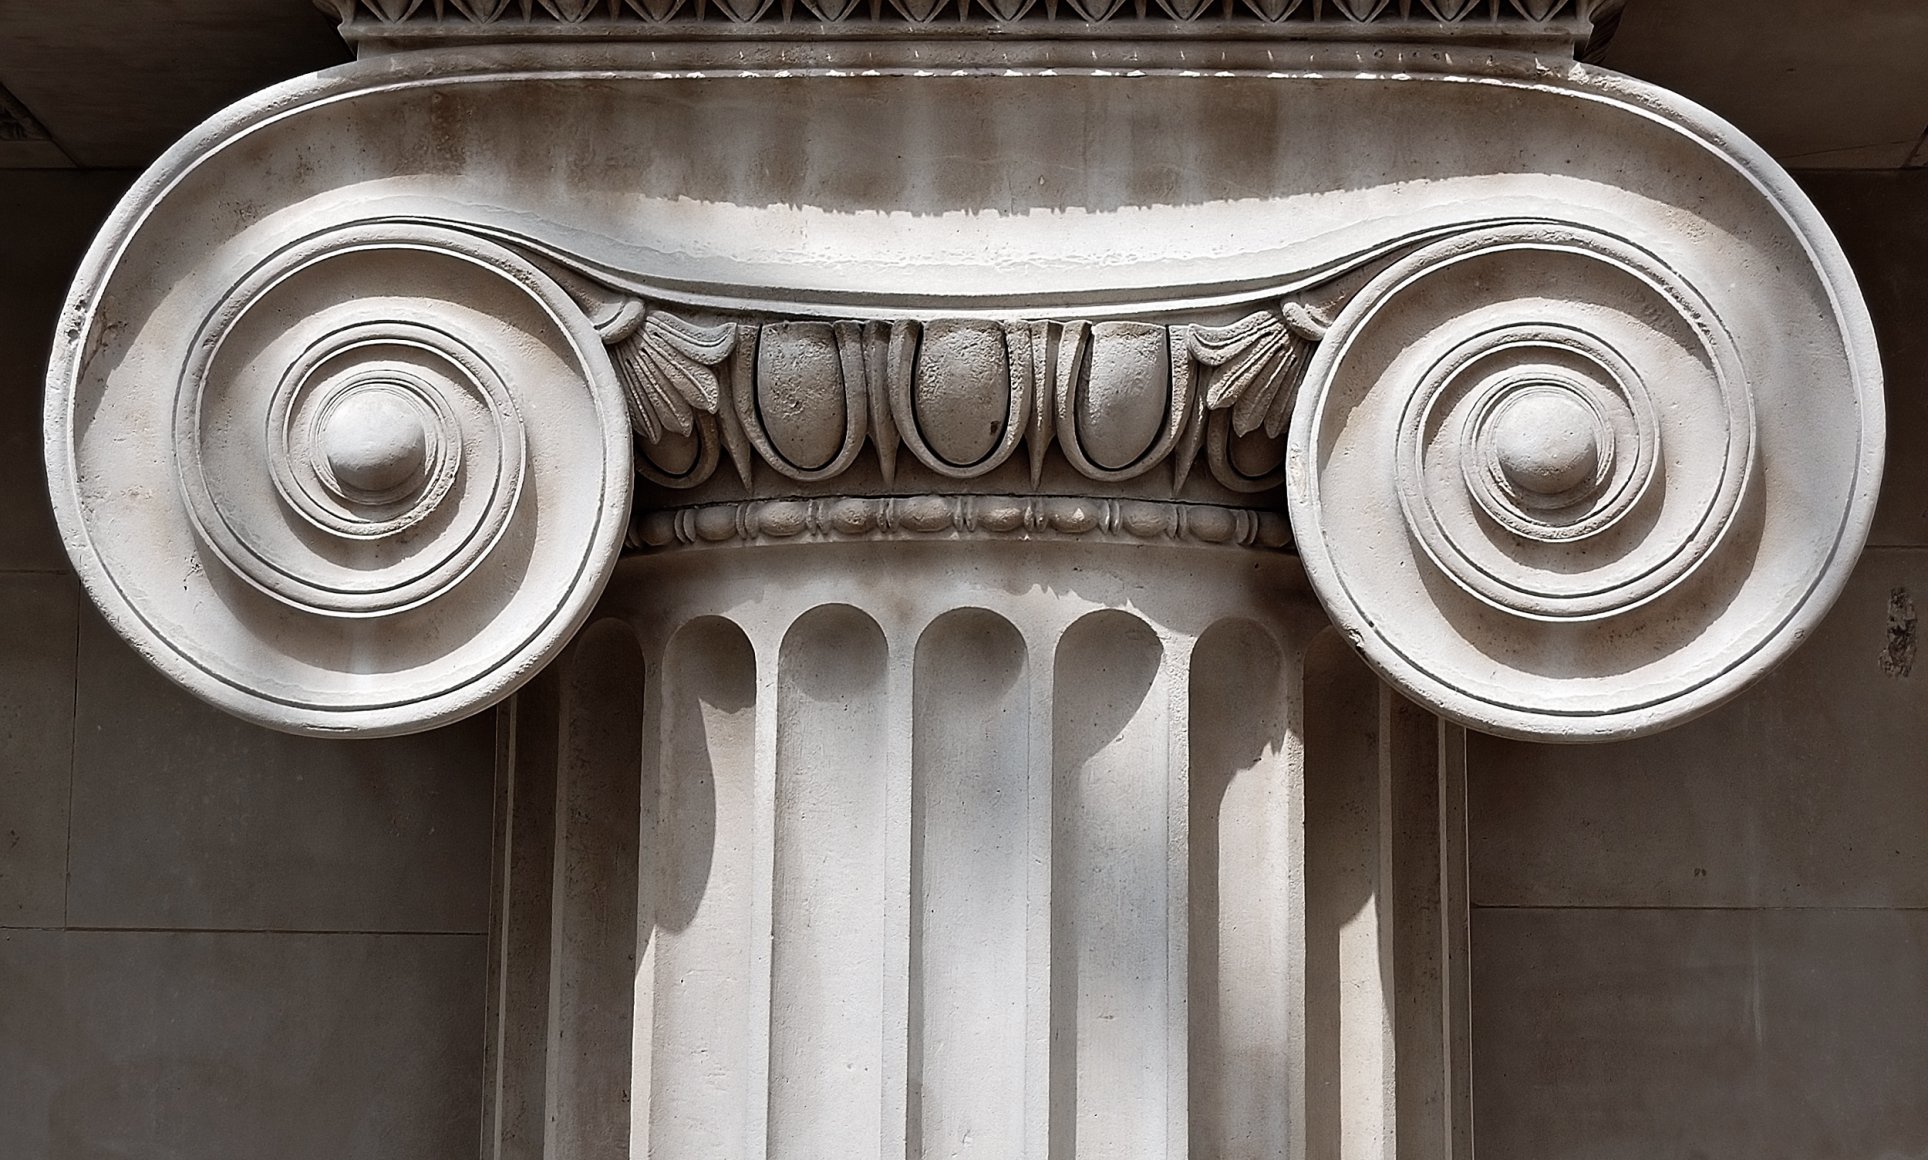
{"left": 485, "top": 539, "right": 1480, "bottom": 1160}
{"left": 617, "top": 540, "right": 1311, "bottom": 1160}
{"left": 41, "top": 10, "right": 1883, "bottom": 1158}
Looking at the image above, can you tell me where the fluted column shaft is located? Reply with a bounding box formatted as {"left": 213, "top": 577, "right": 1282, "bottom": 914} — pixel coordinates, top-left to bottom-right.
{"left": 484, "top": 539, "right": 1470, "bottom": 1160}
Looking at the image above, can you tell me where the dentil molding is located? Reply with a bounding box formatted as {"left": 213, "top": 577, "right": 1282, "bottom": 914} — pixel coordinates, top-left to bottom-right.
{"left": 318, "top": 0, "right": 1625, "bottom": 56}
{"left": 44, "top": 42, "right": 1881, "bottom": 739}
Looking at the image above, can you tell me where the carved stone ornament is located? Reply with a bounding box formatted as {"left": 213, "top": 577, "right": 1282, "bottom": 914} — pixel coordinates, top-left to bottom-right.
{"left": 318, "top": 0, "right": 1626, "bottom": 55}
{"left": 45, "top": 38, "right": 1880, "bottom": 739}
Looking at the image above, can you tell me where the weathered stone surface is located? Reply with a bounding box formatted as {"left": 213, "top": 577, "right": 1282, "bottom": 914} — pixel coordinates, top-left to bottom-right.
{"left": 0, "top": 928, "right": 484, "bottom": 1160}
{"left": 1468, "top": 548, "right": 1928, "bottom": 910}
{"left": 755, "top": 322, "right": 852, "bottom": 473}
{"left": 1288, "top": 211, "right": 1876, "bottom": 739}
{"left": 1472, "top": 907, "right": 1928, "bottom": 1160}
{"left": 0, "top": 574, "right": 78, "bottom": 928}
{"left": 67, "top": 609, "right": 495, "bottom": 933}
{"left": 1072, "top": 321, "right": 1172, "bottom": 472}
{"left": 910, "top": 321, "right": 1011, "bottom": 470}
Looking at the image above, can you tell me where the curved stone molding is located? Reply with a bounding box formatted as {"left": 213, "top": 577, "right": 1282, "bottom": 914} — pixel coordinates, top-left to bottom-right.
{"left": 47, "top": 217, "right": 632, "bottom": 735}
{"left": 1289, "top": 218, "right": 1881, "bottom": 739}
{"left": 45, "top": 45, "right": 1879, "bottom": 738}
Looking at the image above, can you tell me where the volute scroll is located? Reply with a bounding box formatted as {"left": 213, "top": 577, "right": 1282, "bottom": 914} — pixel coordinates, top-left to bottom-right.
{"left": 1287, "top": 220, "right": 1882, "bottom": 741}
{"left": 49, "top": 220, "right": 633, "bottom": 736}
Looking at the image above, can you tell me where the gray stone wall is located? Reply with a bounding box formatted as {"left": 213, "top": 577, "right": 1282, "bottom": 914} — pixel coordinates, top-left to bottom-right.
{"left": 1467, "top": 171, "right": 1928, "bottom": 1159}
{"left": 0, "top": 173, "right": 496, "bottom": 1158}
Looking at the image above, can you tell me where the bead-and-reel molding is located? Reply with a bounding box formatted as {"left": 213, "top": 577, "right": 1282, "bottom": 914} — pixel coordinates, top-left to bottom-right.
{"left": 1290, "top": 223, "right": 1872, "bottom": 739}
{"left": 71, "top": 222, "right": 631, "bottom": 735}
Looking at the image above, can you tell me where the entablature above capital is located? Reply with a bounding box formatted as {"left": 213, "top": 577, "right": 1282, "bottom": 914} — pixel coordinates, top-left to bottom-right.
{"left": 44, "top": 46, "right": 1882, "bottom": 740}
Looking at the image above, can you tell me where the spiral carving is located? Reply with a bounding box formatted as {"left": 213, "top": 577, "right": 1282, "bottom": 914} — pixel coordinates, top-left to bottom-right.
{"left": 69, "top": 222, "right": 632, "bottom": 735}
{"left": 187, "top": 309, "right": 529, "bottom": 617}
{"left": 1288, "top": 222, "right": 1868, "bottom": 739}
{"left": 1392, "top": 290, "right": 1749, "bottom": 622}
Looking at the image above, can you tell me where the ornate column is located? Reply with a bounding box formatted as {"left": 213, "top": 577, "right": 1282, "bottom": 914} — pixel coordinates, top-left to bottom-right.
{"left": 44, "top": 4, "right": 1881, "bottom": 1157}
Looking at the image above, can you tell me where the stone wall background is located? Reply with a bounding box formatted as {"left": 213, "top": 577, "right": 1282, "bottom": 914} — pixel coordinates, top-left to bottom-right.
{"left": 0, "top": 166, "right": 1923, "bottom": 1158}
{"left": 1467, "top": 171, "right": 1928, "bottom": 1160}
{"left": 0, "top": 174, "right": 497, "bottom": 1158}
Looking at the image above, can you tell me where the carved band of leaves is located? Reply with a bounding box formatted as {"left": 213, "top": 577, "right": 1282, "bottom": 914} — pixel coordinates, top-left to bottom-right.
{"left": 1193, "top": 305, "right": 1323, "bottom": 438}
{"left": 632, "top": 494, "right": 1292, "bottom": 552}
{"left": 636, "top": 413, "right": 724, "bottom": 490}
{"left": 545, "top": 267, "right": 738, "bottom": 492}
{"left": 611, "top": 309, "right": 734, "bottom": 443}
{"left": 1202, "top": 412, "right": 1281, "bottom": 493}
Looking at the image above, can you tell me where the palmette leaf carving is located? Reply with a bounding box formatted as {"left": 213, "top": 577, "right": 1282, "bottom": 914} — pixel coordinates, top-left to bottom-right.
{"left": 365, "top": 0, "right": 426, "bottom": 20}
{"left": 1154, "top": 0, "right": 1216, "bottom": 18}
{"left": 322, "top": 0, "right": 1613, "bottom": 26}
{"left": 801, "top": 0, "right": 868, "bottom": 20}
{"left": 1422, "top": 0, "right": 1485, "bottom": 16}
{"left": 610, "top": 309, "right": 737, "bottom": 442}
{"left": 1327, "top": 0, "right": 1393, "bottom": 18}
{"left": 446, "top": 0, "right": 515, "bottom": 18}
{"left": 1063, "top": 0, "right": 1129, "bottom": 19}
{"left": 1188, "top": 301, "right": 1327, "bottom": 439}
{"left": 710, "top": 0, "right": 774, "bottom": 22}
{"left": 980, "top": 0, "right": 1038, "bottom": 18}
{"left": 1239, "top": 0, "right": 1304, "bottom": 19}
{"left": 1510, "top": 0, "right": 1565, "bottom": 18}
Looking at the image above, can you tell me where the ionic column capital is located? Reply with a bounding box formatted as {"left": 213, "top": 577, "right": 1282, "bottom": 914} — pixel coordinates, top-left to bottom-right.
{"left": 45, "top": 47, "right": 1880, "bottom": 739}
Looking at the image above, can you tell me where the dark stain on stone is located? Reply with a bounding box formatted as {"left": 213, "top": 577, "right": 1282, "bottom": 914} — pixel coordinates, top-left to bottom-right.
{"left": 1881, "top": 586, "right": 1916, "bottom": 679}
